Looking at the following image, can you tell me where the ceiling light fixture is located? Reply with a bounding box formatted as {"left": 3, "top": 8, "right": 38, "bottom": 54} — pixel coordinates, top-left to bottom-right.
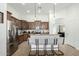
{"left": 38, "top": 4, "right": 42, "bottom": 13}
{"left": 38, "top": 3, "right": 41, "bottom": 6}
{"left": 54, "top": 3, "right": 56, "bottom": 19}
{"left": 34, "top": 3, "right": 37, "bottom": 20}
{"left": 22, "top": 3, "right": 26, "bottom": 5}
{"left": 26, "top": 10, "right": 30, "bottom": 13}
{"left": 55, "top": 3, "right": 56, "bottom": 5}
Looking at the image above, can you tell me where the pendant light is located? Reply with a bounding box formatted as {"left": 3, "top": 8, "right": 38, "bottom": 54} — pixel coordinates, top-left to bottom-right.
{"left": 34, "top": 3, "right": 37, "bottom": 21}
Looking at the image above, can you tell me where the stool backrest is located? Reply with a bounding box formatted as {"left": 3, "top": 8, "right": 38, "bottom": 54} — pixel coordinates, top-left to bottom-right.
{"left": 45, "top": 39, "right": 48, "bottom": 45}
{"left": 54, "top": 38, "right": 58, "bottom": 45}
{"left": 48, "top": 37, "right": 54, "bottom": 45}
{"left": 35, "top": 39, "right": 39, "bottom": 45}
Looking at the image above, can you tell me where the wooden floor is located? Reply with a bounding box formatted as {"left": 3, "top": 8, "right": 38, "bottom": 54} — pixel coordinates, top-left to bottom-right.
{"left": 12, "top": 41, "right": 79, "bottom": 56}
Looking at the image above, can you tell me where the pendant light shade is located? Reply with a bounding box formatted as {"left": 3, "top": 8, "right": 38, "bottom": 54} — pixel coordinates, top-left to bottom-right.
{"left": 34, "top": 3, "right": 37, "bottom": 21}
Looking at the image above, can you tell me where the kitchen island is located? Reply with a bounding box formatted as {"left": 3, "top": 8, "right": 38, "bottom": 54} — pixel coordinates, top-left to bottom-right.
{"left": 29, "top": 34, "right": 60, "bottom": 44}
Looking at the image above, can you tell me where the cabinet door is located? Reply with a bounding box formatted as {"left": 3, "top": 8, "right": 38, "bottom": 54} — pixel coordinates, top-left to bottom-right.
{"left": 25, "top": 22, "right": 29, "bottom": 29}
{"left": 42, "top": 22, "right": 49, "bottom": 29}
{"left": 7, "top": 11, "right": 12, "bottom": 20}
{"left": 17, "top": 20, "right": 22, "bottom": 29}
{"left": 21, "top": 20, "right": 28, "bottom": 30}
{"left": 34, "top": 21, "right": 41, "bottom": 29}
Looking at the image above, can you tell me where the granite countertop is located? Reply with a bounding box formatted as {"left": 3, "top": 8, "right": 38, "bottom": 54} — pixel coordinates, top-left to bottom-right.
{"left": 30, "top": 34, "right": 60, "bottom": 35}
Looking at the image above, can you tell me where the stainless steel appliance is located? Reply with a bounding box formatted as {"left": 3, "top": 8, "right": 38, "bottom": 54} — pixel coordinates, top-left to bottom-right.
{"left": 7, "top": 20, "right": 18, "bottom": 56}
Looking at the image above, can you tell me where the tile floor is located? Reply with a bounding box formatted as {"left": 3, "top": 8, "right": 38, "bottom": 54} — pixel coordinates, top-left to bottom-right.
{"left": 12, "top": 41, "right": 79, "bottom": 56}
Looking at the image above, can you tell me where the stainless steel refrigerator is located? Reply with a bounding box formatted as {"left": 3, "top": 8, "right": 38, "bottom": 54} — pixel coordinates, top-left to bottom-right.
{"left": 7, "top": 20, "right": 18, "bottom": 56}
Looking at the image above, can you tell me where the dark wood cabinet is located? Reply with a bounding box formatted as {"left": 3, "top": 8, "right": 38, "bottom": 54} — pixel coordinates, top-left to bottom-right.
{"left": 7, "top": 11, "right": 48, "bottom": 30}
{"left": 28, "top": 21, "right": 49, "bottom": 30}
{"left": 16, "top": 20, "right": 22, "bottom": 29}
{"left": 28, "top": 22, "right": 35, "bottom": 29}
{"left": 21, "top": 20, "right": 29, "bottom": 30}
{"left": 7, "top": 11, "right": 12, "bottom": 20}
{"left": 42, "top": 22, "right": 49, "bottom": 29}
{"left": 14, "top": 19, "right": 22, "bottom": 29}
{"left": 7, "top": 11, "right": 29, "bottom": 30}
{"left": 10, "top": 17, "right": 29, "bottom": 30}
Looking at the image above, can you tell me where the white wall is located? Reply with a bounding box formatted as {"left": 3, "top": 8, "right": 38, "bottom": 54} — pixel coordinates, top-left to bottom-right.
{"left": 56, "top": 4, "right": 79, "bottom": 49}
{"left": 0, "top": 3, "right": 6, "bottom": 56}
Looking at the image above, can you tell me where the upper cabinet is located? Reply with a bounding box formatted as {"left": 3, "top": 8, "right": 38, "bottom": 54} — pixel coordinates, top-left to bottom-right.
{"left": 28, "top": 22, "right": 35, "bottom": 29}
{"left": 7, "top": 11, "right": 12, "bottom": 20}
{"left": 7, "top": 11, "right": 29, "bottom": 30}
{"left": 42, "top": 22, "right": 49, "bottom": 30}
{"left": 21, "top": 20, "right": 29, "bottom": 30}
{"left": 7, "top": 11, "right": 49, "bottom": 30}
{"left": 28, "top": 21, "right": 49, "bottom": 30}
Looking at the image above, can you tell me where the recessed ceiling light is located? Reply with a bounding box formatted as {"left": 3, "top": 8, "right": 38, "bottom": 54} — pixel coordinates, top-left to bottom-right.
{"left": 54, "top": 3, "right": 57, "bottom": 5}
{"left": 22, "top": 3, "right": 26, "bottom": 5}
{"left": 26, "top": 10, "right": 30, "bottom": 13}
{"left": 38, "top": 3, "right": 41, "bottom": 5}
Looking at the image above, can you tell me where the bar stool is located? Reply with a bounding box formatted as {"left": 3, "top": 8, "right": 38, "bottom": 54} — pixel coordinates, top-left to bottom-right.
{"left": 29, "top": 39, "right": 38, "bottom": 56}
{"left": 53, "top": 38, "right": 64, "bottom": 56}
{"left": 45, "top": 39, "right": 54, "bottom": 56}
{"left": 38, "top": 39, "right": 45, "bottom": 56}
{"left": 44, "top": 39, "right": 48, "bottom": 55}
{"left": 35, "top": 39, "right": 39, "bottom": 56}
{"left": 29, "top": 44, "right": 37, "bottom": 56}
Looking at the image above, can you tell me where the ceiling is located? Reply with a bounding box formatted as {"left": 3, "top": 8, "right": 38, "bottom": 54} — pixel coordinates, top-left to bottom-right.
{"left": 7, "top": 3, "right": 73, "bottom": 16}
{"left": 7, "top": 3, "right": 54, "bottom": 15}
